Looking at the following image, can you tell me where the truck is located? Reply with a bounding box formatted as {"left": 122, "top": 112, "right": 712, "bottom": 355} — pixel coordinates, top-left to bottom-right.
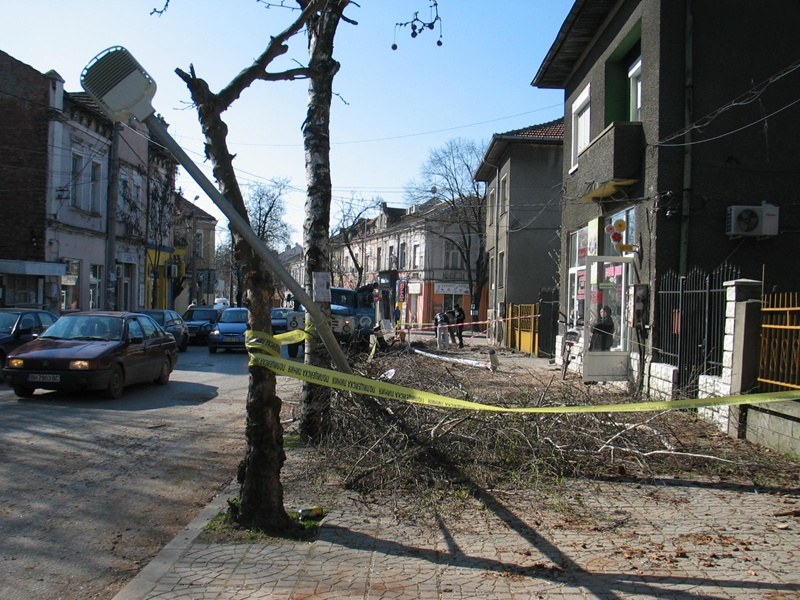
{"left": 329, "top": 285, "right": 375, "bottom": 343}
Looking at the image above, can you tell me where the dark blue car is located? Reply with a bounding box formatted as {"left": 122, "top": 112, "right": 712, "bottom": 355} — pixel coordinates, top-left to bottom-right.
{"left": 208, "top": 308, "right": 249, "bottom": 353}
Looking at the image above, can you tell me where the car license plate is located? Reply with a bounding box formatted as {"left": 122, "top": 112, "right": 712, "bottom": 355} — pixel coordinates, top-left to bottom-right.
{"left": 29, "top": 374, "right": 60, "bottom": 383}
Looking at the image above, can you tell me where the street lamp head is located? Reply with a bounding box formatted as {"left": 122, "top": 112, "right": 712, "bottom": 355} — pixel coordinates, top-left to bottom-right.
{"left": 81, "top": 46, "right": 157, "bottom": 123}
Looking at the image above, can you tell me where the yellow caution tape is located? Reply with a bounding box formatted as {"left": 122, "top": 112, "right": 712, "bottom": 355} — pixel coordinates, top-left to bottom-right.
{"left": 245, "top": 330, "right": 800, "bottom": 414}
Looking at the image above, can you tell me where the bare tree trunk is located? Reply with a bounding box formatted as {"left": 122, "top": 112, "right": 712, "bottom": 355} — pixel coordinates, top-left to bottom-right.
{"left": 176, "top": 69, "right": 294, "bottom": 532}
{"left": 300, "top": 4, "right": 344, "bottom": 443}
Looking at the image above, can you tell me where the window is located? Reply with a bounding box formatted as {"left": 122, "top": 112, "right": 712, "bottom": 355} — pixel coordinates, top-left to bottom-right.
{"left": 571, "top": 84, "right": 591, "bottom": 168}
{"left": 488, "top": 189, "right": 495, "bottom": 225}
{"left": 399, "top": 243, "right": 406, "bottom": 270}
{"left": 603, "top": 207, "right": 636, "bottom": 255}
{"left": 376, "top": 247, "right": 382, "bottom": 271}
{"left": 118, "top": 177, "right": 128, "bottom": 217}
{"left": 90, "top": 264, "right": 102, "bottom": 309}
{"left": 388, "top": 245, "right": 396, "bottom": 269}
{"left": 90, "top": 162, "right": 101, "bottom": 212}
{"left": 628, "top": 57, "right": 642, "bottom": 121}
{"left": 62, "top": 259, "right": 81, "bottom": 310}
{"left": 445, "top": 240, "right": 463, "bottom": 270}
{"left": 194, "top": 230, "right": 204, "bottom": 259}
{"left": 499, "top": 177, "right": 508, "bottom": 215}
{"left": 566, "top": 228, "right": 588, "bottom": 328}
{"left": 70, "top": 153, "right": 83, "bottom": 208}
{"left": 412, "top": 244, "right": 419, "bottom": 269}
{"left": 489, "top": 256, "right": 495, "bottom": 290}
{"left": 498, "top": 252, "right": 505, "bottom": 289}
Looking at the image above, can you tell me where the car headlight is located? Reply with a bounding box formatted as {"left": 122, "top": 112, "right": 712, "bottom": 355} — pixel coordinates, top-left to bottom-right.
{"left": 70, "top": 360, "right": 97, "bottom": 370}
{"left": 210, "top": 330, "right": 220, "bottom": 336}
{"left": 8, "top": 358, "right": 24, "bottom": 369}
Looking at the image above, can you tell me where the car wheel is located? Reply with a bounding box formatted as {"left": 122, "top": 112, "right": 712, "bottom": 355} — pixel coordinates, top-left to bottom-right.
{"left": 155, "top": 358, "right": 171, "bottom": 385}
{"left": 13, "top": 386, "right": 36, "bottom": 398}
{"left": 209, "top": 346, "right": 217, "bottom": 354}
{"left": 179, "top": 334, "right": 189, "bottom": 352}
{"left": 103, "top": 365, "right": 124, "bottom": 399}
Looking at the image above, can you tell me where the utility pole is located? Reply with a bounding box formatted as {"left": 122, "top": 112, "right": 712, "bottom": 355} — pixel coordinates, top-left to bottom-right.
{"left": 105, "top": 123, "right": 121, "bottom": 310}
{"left": 190, "top": 199, "right": 198, "bottom": 304}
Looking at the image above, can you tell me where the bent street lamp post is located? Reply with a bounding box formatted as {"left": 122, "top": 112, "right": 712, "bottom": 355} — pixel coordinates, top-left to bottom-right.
{"left": 81, "top": 46, "right": 352, "bottom": 374}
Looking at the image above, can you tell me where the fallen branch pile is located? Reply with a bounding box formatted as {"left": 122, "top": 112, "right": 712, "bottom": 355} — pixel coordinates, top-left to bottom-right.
{"left": 314, "top": 343, "right": 800, "bottom": 498}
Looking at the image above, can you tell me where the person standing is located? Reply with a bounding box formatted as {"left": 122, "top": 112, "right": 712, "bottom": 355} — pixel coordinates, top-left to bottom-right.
{"left": 446, "top": 309, "right": 457, "bottom": 345}
{"left": 453, "top": 303, "right": 465, "bottom": 348}
{"left": 433, "top": 310, "right": 450, "bottom": 350}
{"left": 589, "top": 305, "right": 615, "bottom": 351}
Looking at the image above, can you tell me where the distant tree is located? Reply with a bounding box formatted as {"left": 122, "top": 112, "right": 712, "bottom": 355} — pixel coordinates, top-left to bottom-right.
{"left": 405, "top": 138, "right": 488, "bottom": 324}
{"left": 330, "top": 194, "right": 382, "bottom": 288}
{"left": 244, "top": 179, "right": 294, "bottom": 252}
{"left": 144, "top": 146, "right": 179, "bottom": 309}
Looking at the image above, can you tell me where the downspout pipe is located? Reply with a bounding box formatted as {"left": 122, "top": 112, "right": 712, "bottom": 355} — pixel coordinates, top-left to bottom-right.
{"left": 679, "top": 0, "right": 693, "bottom": 276}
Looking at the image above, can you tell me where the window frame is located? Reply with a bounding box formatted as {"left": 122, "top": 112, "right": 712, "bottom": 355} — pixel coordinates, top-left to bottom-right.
{"left": 571, "top": 84, "right": 591, "bottom": 169}
{"left": 628, "top": 57, "right": 642, "bottom": 122}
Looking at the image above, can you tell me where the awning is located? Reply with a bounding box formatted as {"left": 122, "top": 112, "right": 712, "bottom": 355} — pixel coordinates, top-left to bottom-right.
{"left": 579, "top": 179, "right": 638, "bottom": 202}
{"left": 0, "top": 260, "right": 68, "bottom": 277}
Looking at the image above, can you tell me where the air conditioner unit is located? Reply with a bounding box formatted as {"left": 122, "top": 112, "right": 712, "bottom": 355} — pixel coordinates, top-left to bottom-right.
{"left": 166, "top": 264, "right": 179, "bottom": 278}
{"left": 725, "top": 204, "right": 779, "bottom": 237}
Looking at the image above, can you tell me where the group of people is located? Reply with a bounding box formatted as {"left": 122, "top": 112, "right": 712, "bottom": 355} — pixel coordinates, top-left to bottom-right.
{"left": 433, "top": 303, "right": 466, "bottom": 350}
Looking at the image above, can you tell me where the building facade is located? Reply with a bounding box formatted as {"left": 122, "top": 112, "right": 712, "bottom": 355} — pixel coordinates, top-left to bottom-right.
{"left": 475, "top": 118, "right": 564, "bottom": 340}
{"left": 532, "top": 0, "right": 800, "bottom": 381}
{"left": 0, "top": 50, "right": 188, "bottom": 314}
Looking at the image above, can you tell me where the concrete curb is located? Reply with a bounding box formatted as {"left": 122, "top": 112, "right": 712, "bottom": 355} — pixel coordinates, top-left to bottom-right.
{"left": 112, "top": 480, "right": 238, "bottom": 600}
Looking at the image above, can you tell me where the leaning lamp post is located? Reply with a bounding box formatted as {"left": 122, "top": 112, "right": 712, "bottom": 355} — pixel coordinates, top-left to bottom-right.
{"left": 81, "top": 46, "right": 351, "bottom": 374}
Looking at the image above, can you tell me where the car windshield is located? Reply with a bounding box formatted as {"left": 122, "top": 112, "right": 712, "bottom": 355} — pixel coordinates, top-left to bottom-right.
{"left": 40, "top": 315, "right": 124, "bottom": 341}
{"left": 271, "top": 309, "right": 288, "bottom": 319}
{"left": 0, "top": 312, "right": 19, "bottom": 334}
{"left": 220, "top": 309, "right": 248, "bottom": 324}
{"left": 184, "top": 309, "right": 218, "bottom": 321}
{"left": 143, "top": 311, "right": 165, "bottom": 325}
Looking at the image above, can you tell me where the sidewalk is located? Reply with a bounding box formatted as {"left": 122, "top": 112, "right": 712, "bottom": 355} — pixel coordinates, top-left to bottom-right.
{"left": 114, "top": 341, "right": 800, "bottom": 600}
{"left": 115, "top": 459, "right": 799, "bottom": 599}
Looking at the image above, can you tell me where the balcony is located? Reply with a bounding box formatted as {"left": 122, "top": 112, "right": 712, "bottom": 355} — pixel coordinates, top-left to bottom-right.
{"left": 575, "top": 121, "right": 644, "bottom": 202}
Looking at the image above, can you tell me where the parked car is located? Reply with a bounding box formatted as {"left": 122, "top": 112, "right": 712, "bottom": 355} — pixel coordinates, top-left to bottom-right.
{"left": 0, "top": 308, "right": 58, "bottom": 382}
{"left": 182, "top": 307, "right": 222, "bottom": 345}
{"left": 1, "top": 311, "right": 178, "bottom": 399}
{"left": 140, "top": 309, "right": 189, "bottom": 352}
{"left": 208, "top": 307, "right": 250, "bottom": 353}
{"left": 270, "top": 307, "right": 305, "bottom": 358}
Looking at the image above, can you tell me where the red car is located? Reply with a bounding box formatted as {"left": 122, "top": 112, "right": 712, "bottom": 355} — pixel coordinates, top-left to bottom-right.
{"left": 2, "top": 311, "right": 178, "bottom": 399}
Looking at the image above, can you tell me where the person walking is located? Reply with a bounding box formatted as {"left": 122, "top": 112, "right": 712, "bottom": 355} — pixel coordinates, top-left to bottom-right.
{"left": 433, "top": 310, "right": 450, "bottom": 350}
{"left": 453, "top": 303, "right": 466, "bottom": 348}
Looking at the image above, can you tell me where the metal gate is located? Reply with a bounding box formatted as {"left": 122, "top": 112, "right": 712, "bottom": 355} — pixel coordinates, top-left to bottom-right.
{"left": 656, "top": 262, "right": 739, "bottom": 395}
{"left": 537, "top": 288, "right": 559, "bottom": 359}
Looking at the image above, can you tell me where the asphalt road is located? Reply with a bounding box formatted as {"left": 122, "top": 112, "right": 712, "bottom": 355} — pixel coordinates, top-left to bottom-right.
{"left": 0, "top": 343, "right": 300, "bottom": 600}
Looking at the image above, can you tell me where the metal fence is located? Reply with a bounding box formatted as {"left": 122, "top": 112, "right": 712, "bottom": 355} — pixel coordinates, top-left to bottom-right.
{"left": 758, "top": 292, "right": 800, "bottom": 392}
{"left": 656, "top": 262, "right": 739, "bottom": 395}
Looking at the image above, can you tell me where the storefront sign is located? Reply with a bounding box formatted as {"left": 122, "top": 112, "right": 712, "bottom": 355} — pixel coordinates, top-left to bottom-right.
{"left": 435, "top": 283, "right": 469, "bottom": 295}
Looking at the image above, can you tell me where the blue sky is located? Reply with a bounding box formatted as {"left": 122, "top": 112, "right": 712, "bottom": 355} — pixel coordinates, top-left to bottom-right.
{"left": 3, "top": 0, "right": 572, "bottom": 244}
